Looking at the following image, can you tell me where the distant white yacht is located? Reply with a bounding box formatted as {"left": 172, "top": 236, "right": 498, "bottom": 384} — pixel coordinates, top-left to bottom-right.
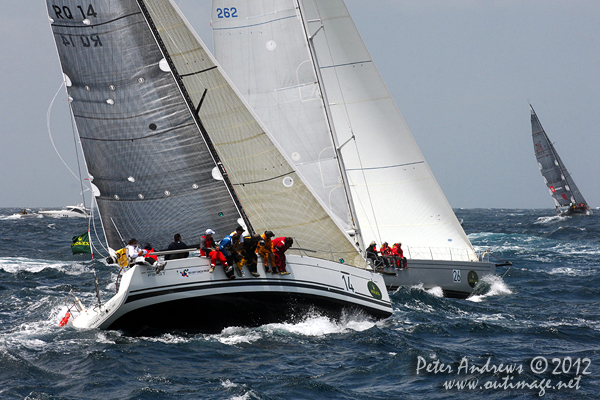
{"left": 39, "top": 204, "right": 89, "bottom": 218}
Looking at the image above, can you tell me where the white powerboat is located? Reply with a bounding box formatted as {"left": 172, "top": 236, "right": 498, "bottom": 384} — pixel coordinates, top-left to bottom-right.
{"left": 39, "top": 204, "right": 89, "bottom": 218}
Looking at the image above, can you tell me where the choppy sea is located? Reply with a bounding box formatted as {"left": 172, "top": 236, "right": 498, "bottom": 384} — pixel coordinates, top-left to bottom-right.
{"left": 0, "top": 208, "right": 598, "bottom": 399}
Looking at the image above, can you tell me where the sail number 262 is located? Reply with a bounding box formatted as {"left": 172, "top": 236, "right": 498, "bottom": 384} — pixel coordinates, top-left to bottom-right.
{"left": 216, "top": 8, "right": 238, "bottom": 18}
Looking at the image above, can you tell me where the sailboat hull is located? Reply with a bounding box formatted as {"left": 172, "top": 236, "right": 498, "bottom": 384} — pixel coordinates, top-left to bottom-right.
{"left": 71, "top": 255, "right": 392, "bottom": 334}
{"left": 380, "top": 259, "right": 496, "bottom": 299}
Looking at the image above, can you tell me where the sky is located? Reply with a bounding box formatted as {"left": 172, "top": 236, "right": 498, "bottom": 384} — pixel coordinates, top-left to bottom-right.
{"left": 2, "top": 1, "right": 599, "bottom": 209}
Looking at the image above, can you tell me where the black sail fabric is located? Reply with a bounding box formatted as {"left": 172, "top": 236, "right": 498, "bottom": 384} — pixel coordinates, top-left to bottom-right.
{"left": 47, "top": 0, "right": 241, "bottom": 249}
{"left": 531, "top": 106, "right": 587, "bottom": 208}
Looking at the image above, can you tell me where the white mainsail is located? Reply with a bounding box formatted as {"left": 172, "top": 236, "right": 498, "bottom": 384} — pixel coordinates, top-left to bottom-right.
{"left": 145, "top": 0, "right": 365, "bottom": 267}
{"left": 213, "top": 0, "right": 478, "bottom": 262}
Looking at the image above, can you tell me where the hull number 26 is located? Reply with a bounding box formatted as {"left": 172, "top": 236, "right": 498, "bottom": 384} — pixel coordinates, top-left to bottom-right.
{"left": 452, "top": 269, "right": 461, "bottom": 283}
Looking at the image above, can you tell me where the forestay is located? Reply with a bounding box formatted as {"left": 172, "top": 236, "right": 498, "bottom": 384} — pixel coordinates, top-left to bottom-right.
{"left": 47, "top": 0, "right": 241, "bottom": 250}
{"left": 530, "top": 105, "right": 587, "bottom": 208}
{"left": 142, "top": 0, "right": 365, "bottom": 267}
{"left": 213, "top": 0, "right": 478, "bottom": 261}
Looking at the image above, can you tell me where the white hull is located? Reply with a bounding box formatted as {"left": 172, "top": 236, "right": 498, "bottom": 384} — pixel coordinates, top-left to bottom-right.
{"left": 380, "top": 259, "right": 496, "bottom": 298}
{"left": 39, "top": 206, "right": 89, "bottom": 218}
{"left": 39, "top": 211, "right": 88, "bottom": 218}
{"left": 71, "top": 254, "right": 392, "bottom": 333}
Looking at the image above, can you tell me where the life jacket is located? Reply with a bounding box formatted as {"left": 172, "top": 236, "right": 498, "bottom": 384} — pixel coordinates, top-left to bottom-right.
{"left": 272, "top": 237, "right": 289, "bottom": 253}
{"left": 392, "top": 245, "right": 404, "bottom": 258}
{"left": 257, "top": 233, "right": 273, "bottom": 254}
{"left": 200, "top": 235, "right": 216, "bottom": 257}
{"left": 115, "top": 248, "right": 129, "bottom": 268}
{"left": 380, "top": 245, "right": 392, "bottom": 256}
{"left": 145, "top": 248, "right": 158, "bottom": 262}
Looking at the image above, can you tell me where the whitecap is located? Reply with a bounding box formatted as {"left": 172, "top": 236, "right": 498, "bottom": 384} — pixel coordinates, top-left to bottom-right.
{"left": 548, "top": 267, "right": 596, "bottom": 277}
{"left": 264, "top": 311, "right": 375, "bottom": 337}
{"left": 467, "top": 274, "right": 512, "bottom": 302}
{"left": 221, "top": 379, "right": 237, "bottom": 388}
{"left": 535, "top": 215, "right": 568, "bottom": 225}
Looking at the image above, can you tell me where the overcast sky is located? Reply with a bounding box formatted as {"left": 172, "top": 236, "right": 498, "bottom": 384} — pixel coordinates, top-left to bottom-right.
{"left": 2, "top": 1, "right": 598, "bottom": 209}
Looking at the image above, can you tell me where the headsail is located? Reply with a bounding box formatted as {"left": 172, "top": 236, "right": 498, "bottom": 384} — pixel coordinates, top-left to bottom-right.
{"left": 47, "top": 0, "right": 242, "bottom": 249}
{"left": 144, "top": 0, "right": 364, "bottom": 267}
{"left": 213, "top": 0, "right": 478, "bottom": 261}
{"left": 530, "top": 105, "right": 588, "bottom": 211}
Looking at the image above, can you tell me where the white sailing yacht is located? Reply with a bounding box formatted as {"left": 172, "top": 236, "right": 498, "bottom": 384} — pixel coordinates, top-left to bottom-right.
{"left": 211, "top": 0, "right": 496, "bottom": 298}
{"left": 46, "top": 0, "right": 391, "bottom": 333}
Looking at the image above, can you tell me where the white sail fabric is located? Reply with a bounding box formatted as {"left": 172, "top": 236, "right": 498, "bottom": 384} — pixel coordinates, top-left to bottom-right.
{"left": 211, "top": 1, "right": 354, "bottom": 233}
{"left": 145, "top": 0, "right": 365, "bottom": 267}
{"left": 213, "top": 0, "right": 477, "bottom": 261}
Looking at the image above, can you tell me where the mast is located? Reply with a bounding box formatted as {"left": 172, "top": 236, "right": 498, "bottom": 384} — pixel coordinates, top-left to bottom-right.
{"left": 295, "top": 0, "right": 364, "bottom": 250}
{"left": 136, "top": 0, "right": 254, "bottom": 234}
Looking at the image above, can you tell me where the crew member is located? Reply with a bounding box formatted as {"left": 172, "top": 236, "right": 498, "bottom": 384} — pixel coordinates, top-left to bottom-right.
{"left": 240, "top": 234, "right": 263, "bottom": 277}
{"left": 219, "top": 226, "right": 245, "bottom": 276}
{"left": 200, "top": 229, "right": 232, "bottom": 277}
{"left": 165, "top": 233, "right": 189, "bottom": 260}
{"left": 256, "top": 230, "right": 276, "bottom": 273}
{"left": 391, "top": 242, "right": 408, "bottom": 268}
{"left": 272, "top": 236, "right": 293, "bottom": 275}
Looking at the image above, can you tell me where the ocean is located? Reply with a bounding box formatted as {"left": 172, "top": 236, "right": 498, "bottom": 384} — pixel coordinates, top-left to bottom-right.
{"left": 0, "top": 208, "right": 598, "bottom": 399}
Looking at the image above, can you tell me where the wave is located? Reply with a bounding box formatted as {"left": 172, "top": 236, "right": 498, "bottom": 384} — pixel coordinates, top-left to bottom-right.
{"left": 467, "top": 274, "right": 512, "bottom": 303}
{"left": 0, "top": 257, "right": 91, "bottom": 275}
{"left": 535, "top": 215, "right": 569, "bottom": 225}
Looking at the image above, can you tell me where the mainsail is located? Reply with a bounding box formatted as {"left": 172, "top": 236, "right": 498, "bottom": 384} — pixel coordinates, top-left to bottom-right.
{"left": 213, "top": 0, "right": 478, "bottom": 262}
{"left": 47, "top": 0, "right": 241, "bottom": 249}
{"left": 530, "top": 105, "right": 588, "bottom": 211}
{"left": 48, "top": 0, "right": 364, "bottom": 267}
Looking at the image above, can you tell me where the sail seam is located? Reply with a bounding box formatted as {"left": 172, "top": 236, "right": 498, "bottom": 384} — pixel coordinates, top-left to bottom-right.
{"left": 180, "top": 65, "right": 218, "bottom": 78}
{"left": 320, "top": 60, "right": 372, "bottom": 69}
{"left": 79, "top": 122, "right": 195, "bottom": 141}
{"left": 51, "top": 12, "right": 142, "bottom": 28}
{"left": 212, "top": 15, "right": 296, "bottom": 30}
{"left": 346, "top": 161, "right": 424, "bottom": 171}
{"left": 233, "top": 171, "right": 294, "bottom": 186}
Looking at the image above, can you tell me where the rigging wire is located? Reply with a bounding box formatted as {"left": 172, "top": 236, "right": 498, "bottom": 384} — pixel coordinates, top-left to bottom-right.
{"left": 46, "top": 83, "right": 86, "bottom": 186}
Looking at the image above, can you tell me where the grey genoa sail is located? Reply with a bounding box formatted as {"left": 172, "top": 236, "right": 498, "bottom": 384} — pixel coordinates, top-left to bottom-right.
{"left": 47, "top": 0, "right": 243, "bottom": 250}
{"left": 530, "top": 105, "right": 590, "bottom": 214}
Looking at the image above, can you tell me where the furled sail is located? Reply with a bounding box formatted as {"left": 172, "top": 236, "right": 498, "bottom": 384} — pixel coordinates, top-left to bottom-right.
{"left": 213, "top": 0, "right": 478, "bottom": 262}
{"left": 530, "top": 105, "right": 588, "bottom": 210}
{"left": 46, "top": 0, "right": 242, "bottom": 250}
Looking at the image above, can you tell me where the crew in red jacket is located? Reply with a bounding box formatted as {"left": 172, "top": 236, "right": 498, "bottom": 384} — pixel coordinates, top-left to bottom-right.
{"left": 391, "top": 242, "right": 408, "bottom": 268}
{"left": 379, "top": 242, "right": 392, "bottom": 267}
{"left": 199, "top": 229, "right": 232, "bottom": 277}
{"left": 272, "top": 237, "right": 293, "bottom": 275}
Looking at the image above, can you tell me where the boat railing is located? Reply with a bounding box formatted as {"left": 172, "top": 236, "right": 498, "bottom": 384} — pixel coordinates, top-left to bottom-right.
{"left": 404, "top": 246, "right": 478, "bottom": 262}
